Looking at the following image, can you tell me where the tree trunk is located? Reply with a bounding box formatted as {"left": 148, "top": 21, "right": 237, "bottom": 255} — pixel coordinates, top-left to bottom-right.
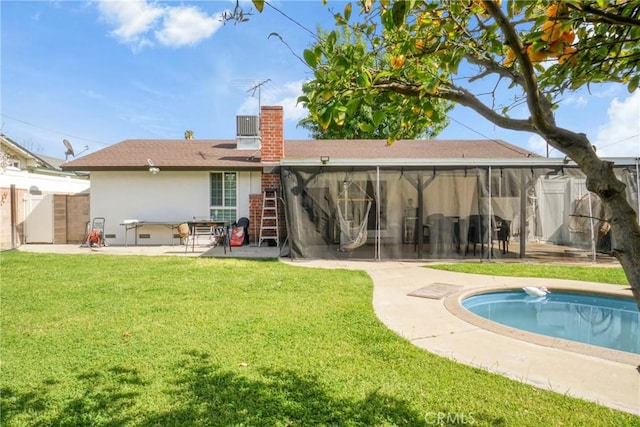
{"left": 554, "top": 132, "right": 640, "bottom": 309}
{"left": 587, "top": 161, "right": 640, "bottom": 309}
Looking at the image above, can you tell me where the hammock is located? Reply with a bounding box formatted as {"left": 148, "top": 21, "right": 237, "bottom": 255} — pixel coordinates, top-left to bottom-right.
{"left": 336, "top": 182, "right": 373, "bottom": 251}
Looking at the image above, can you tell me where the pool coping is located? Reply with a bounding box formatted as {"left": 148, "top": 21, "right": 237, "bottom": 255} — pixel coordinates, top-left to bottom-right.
{"left": 444, "top": 285, "right": 638, "bottom": 366}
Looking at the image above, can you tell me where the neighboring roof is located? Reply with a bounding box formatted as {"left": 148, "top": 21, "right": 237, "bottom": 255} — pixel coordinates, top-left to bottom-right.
{"left": 61, "top": 138, "right": 539, "bottom": 172}
{"left": 1, "top": 133, "right": 56, "bottom": 170}
{"left": 38, "top": 154, "right": 67, "bottom": 170}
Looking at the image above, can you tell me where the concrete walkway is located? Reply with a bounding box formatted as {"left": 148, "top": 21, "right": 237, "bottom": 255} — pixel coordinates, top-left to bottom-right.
{"left": 283, "top": 259, "right": 639, "bottom": 416}
{"left": 13, "top": 245, "right": 640, "bottom": 415}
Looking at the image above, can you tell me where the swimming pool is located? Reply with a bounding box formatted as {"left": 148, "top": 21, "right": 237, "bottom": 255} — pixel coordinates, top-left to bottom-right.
{"left": 462, "top": 291, "right": 640, "bottom": 354}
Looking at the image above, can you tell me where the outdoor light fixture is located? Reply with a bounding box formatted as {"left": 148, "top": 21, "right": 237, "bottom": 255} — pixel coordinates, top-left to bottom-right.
{"left": 320, "top": 156, "right": 330, "bottom": 165}
{"left": 147, "top": 158, "right": 160, "bottom": 174}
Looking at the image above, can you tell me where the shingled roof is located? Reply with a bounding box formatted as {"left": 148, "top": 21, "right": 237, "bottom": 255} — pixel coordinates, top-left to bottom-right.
{"left": 61, "top": 138, "right": 538, "bottom": 171}
{"left": 61, "top": 140, "right": 261, "bottom": 171}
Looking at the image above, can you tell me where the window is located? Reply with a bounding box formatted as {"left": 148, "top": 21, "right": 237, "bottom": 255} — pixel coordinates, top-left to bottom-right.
{"left": 210, "top": 172, "right": 237, "bottom": 222}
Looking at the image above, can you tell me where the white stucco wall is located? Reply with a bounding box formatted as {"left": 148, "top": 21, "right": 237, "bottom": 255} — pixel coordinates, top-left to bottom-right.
{"left": 90, "top": 170, "right": 261, "bottom": 246}
{"left": 0, "top": 168, "right": 90, "bottom": 194}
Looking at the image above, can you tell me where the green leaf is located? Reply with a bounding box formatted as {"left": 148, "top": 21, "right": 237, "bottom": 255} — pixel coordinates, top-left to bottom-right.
{"left": 359, "top": 122, "right": 374, "bottom": 132}
{"left": 320, "top": 109, "right": 332, "bottom": 130}
{"left": 373, "top": 110, "right": 385, "bottom": 126}
{"left": 357, "top": 69, "right": 372, "bottom": 87}
{"left": 346, "top": 98, "right": 360, "bottom": 115}
{"left": 334, "top": 106, "right": 347, "bottom": 126}
{"left": 252, "top": 0, "right": 264, "bottom": 13}
{"left": 344, "top": 2, "right": 352, "bottom": 21}
{"left": 303, "top": 49, "right": 318, "bottom": 68}
{"left": 336, "top": 55, "right": 350, "bottom": 68}
{"left": 327, "top": 31, "right": 337, "bottom": 49}
{"left": 628, "top": 76, "right": 639, "bottom": 93}
{"left": 391, "top": 1, "right": 407, "bottom": 27}
{"left": 372, "top": 70, "right": 394, "bottom": 83}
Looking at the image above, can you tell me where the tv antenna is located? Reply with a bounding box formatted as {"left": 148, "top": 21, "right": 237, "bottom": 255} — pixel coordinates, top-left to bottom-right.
{"left": 63, "top": 139, "right": 88, "bottom": 160}
{"left": 247, "top": 79, "right": 271, "bottom": 113}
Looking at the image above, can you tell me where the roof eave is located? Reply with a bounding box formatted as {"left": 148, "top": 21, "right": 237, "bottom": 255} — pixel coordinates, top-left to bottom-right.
{"left": 280, "top": 157, "right": 640, "bottom": 167}
{"left": 60, "top": 165, "right": 266, "bottom": 172}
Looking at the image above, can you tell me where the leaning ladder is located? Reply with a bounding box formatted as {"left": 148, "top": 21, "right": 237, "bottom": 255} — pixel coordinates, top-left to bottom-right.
{"left": 258, "top": 188, "right": 279, "bottom": 247}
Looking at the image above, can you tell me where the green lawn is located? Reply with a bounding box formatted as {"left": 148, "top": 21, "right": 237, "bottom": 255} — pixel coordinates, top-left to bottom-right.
{"left": 1, "top": 252, "right": 638, "bottom": 426}
{"left": 426, "top": 262, "right": 629, "bottom": 285}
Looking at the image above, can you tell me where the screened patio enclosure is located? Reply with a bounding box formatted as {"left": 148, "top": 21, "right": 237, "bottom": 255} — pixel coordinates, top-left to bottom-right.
{"left": 280, "top": 159, "right": 639, "bottom": 261}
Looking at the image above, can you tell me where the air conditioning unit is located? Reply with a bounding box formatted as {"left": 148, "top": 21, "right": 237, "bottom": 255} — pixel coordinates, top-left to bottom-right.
{"left": 236, "top": 115, "right": 261, "bottom": 150}
{"left": 237, "top": 115, "right": 259, "bottom": 136}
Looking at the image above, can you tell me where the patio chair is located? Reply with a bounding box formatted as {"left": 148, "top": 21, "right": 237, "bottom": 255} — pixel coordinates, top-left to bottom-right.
{"left": 497, "top": 219, "right": 511, "bottom": 254}
{"left": 184, "top": 224, "right": 214, "bottom": 253}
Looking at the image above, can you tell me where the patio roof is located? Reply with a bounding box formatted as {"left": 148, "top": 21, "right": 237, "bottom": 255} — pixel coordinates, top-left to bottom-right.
{"left": 283, "top": 139, "right": 537, "bottom": 160}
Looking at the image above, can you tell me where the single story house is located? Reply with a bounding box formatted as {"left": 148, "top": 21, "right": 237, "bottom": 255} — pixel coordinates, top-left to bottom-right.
{"left": 62, "top": 106, "right": 639, "bottom": 261}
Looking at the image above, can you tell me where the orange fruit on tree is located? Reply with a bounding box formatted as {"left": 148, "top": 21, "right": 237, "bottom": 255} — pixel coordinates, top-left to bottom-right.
{"left": 391, "top": 54, "right": 406, "bottom": 69}
{"left": 561, "top": 29, "right": 575, "bottom": 44}
{"left": 558, "top": 46, "right": 578, "bottom": 66}
{"left": 526, "top": 45, "right": 548, "bottom": 62}
{"left": 541, "top": 20, "right": 563, "bottom": 43}
{"left": 547, "top": 40, "right": 564, "bottom": 56}
{"left": 504, "top": 47, "right": 516, "bottom": 67}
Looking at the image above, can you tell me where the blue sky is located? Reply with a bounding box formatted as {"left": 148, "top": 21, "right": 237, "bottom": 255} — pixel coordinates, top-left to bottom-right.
{"left": 2, "top": 0, "right": 639, "bottom": 160}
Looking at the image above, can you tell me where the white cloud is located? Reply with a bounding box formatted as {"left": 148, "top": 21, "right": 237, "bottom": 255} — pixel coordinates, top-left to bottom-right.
{"left": 562, "top": 95, "right": 588, "bottom": 108}
{"left": 237, "top": 79, "right": 308, "bottom": 127}
{"left": 97, "top": 0, "right": 164, "bottom": 47}
{"left": 155, "top": 7, "right": 224, "bottom": 47}
{"left": 96, "top": 1, "right": 223, "bottom": 50}
{"left": 595, "top": 91, "right": 640, "bottom": 157}
{"left": 276, "top": 80, "right": 308, "bottom": 123}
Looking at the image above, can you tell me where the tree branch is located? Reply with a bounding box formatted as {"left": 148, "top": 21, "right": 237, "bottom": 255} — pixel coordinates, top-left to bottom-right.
{"left": 569, "top": 3, "right": 640, "bottom": 27}
{"left": 464, "top": 53, "right": 526, "bottom": 88}
{"left": 482, "top": 1, "right": 556, "bottom": 132}
{"left": 371, "top": 79, "right": 536, "bottom": 132}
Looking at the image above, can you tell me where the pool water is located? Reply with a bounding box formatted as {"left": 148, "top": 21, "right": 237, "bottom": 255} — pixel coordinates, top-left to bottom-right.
{"left": 462, "top": 291, "right": 640, "bottom": 354}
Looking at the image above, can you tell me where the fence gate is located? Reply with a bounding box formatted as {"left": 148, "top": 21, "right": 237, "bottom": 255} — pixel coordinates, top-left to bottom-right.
{"left": 25, "top": 194, "right": 54, "bottom": 243}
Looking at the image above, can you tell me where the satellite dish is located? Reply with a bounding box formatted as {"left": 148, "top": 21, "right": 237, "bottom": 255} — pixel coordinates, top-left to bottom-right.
{"left": 63, "top": 139, "right": 75, "bottom": 160}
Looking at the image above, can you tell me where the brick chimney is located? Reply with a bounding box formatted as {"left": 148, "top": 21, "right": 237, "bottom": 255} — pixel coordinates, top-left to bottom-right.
{"left": 260, "top": 105, "right": 284, "bottom": 163}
